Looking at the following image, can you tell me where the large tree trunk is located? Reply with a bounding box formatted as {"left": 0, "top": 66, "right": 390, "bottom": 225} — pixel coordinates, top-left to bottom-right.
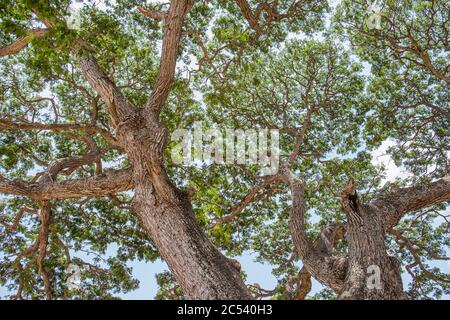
{"left": 339, "top": 180, "right": 405, "bottom": 300}
{"left": 74, "top": 0, "right": 250, "bottom": 298}
{"left": 1, "top": 0, "right": 448, "bottom": 302}
{"left": 338, "top": 176, "right": 450, "bottom": 299}
{"left": 76, "top": 31, "right": 251, "bottom": 300}
{"left": 286, "top": 173, "right": 408, "bottom": 300}
{"left": 133, "top": 180, "right": 251, "bottom": 299}
{"left": 119, "top": 113, "right": 252, "bottom": 299}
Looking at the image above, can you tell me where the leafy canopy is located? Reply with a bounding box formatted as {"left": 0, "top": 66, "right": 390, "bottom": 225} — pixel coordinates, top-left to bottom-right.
{"left": 0, "top": 0, "right": 448, "bottom": 299}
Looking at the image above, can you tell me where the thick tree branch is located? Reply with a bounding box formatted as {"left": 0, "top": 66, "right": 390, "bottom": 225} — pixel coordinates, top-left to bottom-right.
{"left": 371, "top": 175, "right": 450, "bottom": 230}
{"left": 144, "top": 0, "right": 194, "bottom": 116}
{"left": 138, "top": 6, "right": 167, "bottom": 21}
{"left": 0, "top": 28, "right": 48, "bottom": 57}
{"left": 341, "top": 178, "right": 364, "bottom": 227}
{"left": 290, "top": 223, "right": 346, "bottom": 299}
{"left": 77, "top": 52, "right": 136, "bottom": 127}
{"left": 36, "top": 200, "right": 52, "bottom": 300}
{"left": 283, "top": 169, "right": 347, "bottom": 293}
{"left": 0, "top": 168, "right": 133, "bottom": 200}
{"left": 294, "top": 267, "right": 312, "bottom": 300}
{"left": 314, "top": 223, "right": 346, "bottom": 255}
{"left": 0, "top": 119, "right": 120, "bottom": 149}
{"left": 39, "top": 144, "right": 105, "bottom": 182}
{"left": 40, "top": 168, "right": 133, "bottom": 199}
{"left": 282, "top": 170, "right": 313, "bottom": 256}
{"left": 235, "top": 0, "right": 263, "bottom": 34}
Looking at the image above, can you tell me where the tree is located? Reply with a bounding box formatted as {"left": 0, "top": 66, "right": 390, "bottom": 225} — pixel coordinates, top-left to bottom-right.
{"left": 0, "top": 0, "right": 448, "bottom": 300}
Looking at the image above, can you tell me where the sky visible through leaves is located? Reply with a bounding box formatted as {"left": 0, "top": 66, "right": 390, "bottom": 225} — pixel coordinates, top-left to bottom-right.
{"left": 0, "top": 0, "right": 448, "bottom": 300}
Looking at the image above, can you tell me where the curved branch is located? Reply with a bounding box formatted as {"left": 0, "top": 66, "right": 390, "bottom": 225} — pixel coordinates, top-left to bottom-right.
{"left": 283, "top": 169, "right": 347, "bottom": 293}
{"left": 0, "top": 206, "right": 37, "bottom": 232}
{"left": 209, "top": 175, "right": 282, "bottom": 228}
{"left": 234, "top": 0, "right": 315, "bottom": 38}
{"left": 392, "top": 230, "right": 450, "bottom": 284}
{"left": 36, "top": 200, "right": 52, "bottom": 300}
{"left": 138, "top": 6, "right": 167, "bottom": 21}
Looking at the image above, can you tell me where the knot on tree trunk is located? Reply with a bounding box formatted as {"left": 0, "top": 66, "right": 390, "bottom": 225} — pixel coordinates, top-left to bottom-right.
{"left": 341, "top": 179, "right": 364, "bottom": 226}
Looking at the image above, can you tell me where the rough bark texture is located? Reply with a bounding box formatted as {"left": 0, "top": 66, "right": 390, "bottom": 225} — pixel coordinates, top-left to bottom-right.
{"left": 374, "top": 176, "right": 450, "bottom": 231}
{"left": 339, "top": 180, "right": 405, "bottom": 300}
{"left": 0, "top": 28, "right": 47, "bottom": 57}
{"left": 118, "top": 113, "right": 252, "bottom": 299}
{"left": 283, "top": 169, "right": 348, "bottom": 293}
{"left": 286, "top": 174, "right": 449, "bottom": 300}
{"left": 74, "top": 0, "right": 252, "bottom": 299}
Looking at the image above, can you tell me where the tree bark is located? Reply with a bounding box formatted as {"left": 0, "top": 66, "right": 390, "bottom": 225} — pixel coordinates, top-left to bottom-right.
{"left": 117, "top": 113, "right": 251, "bottom": 299}
{"left": 283, "top": 170, "right": 348, "bottom": 293}
{"left": 2, "top": 0, "right": 449, "bottom": 301}
{"left": 74, "top": 0, "right": 252, "bottom": 298}
{"left": 338, "top": 175, "right": 450, "bottom": 299}
{"left": 0, "top": 28, "right": 47, "bottom": 57}
{"left": 339, "top": 179, "right": 405, "bottom": 300}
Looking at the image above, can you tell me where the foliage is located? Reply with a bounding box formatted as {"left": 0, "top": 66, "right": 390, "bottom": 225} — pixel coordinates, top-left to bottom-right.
{"left": 0, "top": 0, "right": 448, "bottom": 299}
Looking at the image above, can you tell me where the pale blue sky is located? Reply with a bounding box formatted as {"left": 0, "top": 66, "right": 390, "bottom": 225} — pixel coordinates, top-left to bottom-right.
{"left": 1, "top": 0, "right": 448, "bottom": 301}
